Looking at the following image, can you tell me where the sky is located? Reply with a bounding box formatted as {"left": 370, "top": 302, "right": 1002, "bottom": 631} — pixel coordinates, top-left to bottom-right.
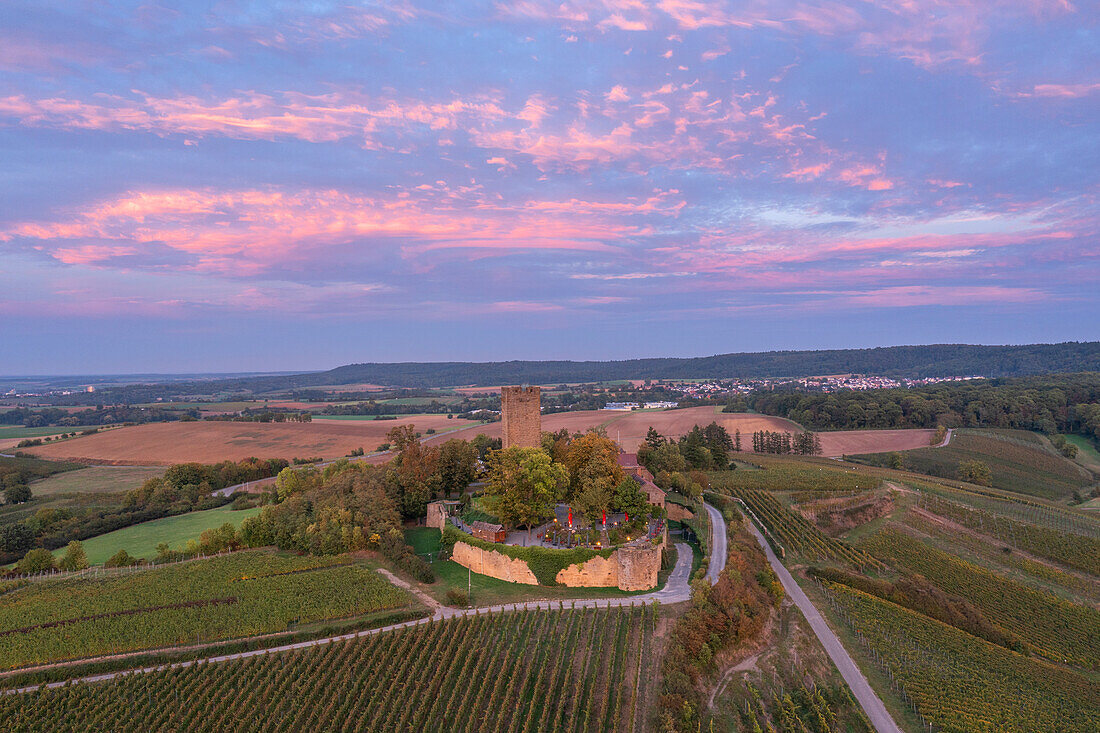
{"left": 1, "top": 1, "right": 1098, "bottom": 374}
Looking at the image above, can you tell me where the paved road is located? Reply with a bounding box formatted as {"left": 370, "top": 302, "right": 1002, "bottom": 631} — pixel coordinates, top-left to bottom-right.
{"left": 702, "top": 500, "right": 727, "bottom": 585}
{"left": 740, "top": 515, "right": 903, "bottom": 733}
{"left": 5, "top": 541, "right": 693, "bottom": 695}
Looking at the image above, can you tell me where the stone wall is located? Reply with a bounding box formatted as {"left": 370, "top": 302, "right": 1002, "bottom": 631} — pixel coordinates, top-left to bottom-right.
{"left": 451, "top": 535, "right": 664, "bottom": 591}
{"left": 501, "top": 385, "right": 541, "bottom": 449}
{"left": 426, "top": 501, "right": 448, "bottom": 530}
{"left": 452, "top": 542, "right": 539, "bottom": 585}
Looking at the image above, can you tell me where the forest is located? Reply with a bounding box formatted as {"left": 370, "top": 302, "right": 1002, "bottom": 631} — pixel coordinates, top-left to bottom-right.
{"left": 750, "top": 372, "right": 1100, "bottom": 439}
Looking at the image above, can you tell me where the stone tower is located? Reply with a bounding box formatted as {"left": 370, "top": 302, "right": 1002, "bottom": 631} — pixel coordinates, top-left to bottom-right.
{"left": 501, "top": 385, "right": 541, "bottom": 449}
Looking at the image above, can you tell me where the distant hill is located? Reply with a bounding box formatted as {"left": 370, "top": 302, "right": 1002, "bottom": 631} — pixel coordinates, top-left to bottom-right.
{"left": 194, "top": 342, "right": 1100, "bottom": 392}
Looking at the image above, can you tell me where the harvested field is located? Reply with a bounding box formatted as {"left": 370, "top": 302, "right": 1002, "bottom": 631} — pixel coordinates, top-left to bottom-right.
{"left": 21, "top": 415, "right": 483, "bottom": 466}
{"left": 817, "top": 429, "right": 938, "bottom": 457}
{"left": 458, "top": 407, "right": 804, "bottom": 452}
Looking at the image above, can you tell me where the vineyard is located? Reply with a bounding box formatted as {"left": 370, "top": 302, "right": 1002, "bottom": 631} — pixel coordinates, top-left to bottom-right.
{"left": 709, "top": 456, "right": 882, "bottom": 495}
{"left": 0, "top": 551, "right": 413, "bottom": 670}
{"left": 729, "top": 490, "right": 883, "bottom": 570}
{"left": 0, "top": 605, "right": 659, "bottom": 733}
{"left": 914, "top": 492, "right": 1100, "bottom": 574}
{"left": 852, "top": 429, "right": 1094, "bottom": 500}
{"left": 858, "top": 527, "right": 1100, "bottom": 668}
{"left": 820, "top": 581, "right": 1100, "bottom": 733}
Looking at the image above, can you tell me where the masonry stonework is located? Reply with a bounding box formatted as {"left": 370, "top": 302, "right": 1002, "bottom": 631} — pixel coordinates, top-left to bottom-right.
{"left": 501, "top": 386, "right": 542, "bottom": 449}
{"left": 452, "top": 542, "right": 539, "bottom": 585}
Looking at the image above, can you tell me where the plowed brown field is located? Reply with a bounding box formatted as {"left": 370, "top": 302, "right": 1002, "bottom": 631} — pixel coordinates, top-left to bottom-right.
{"left": 816, "top": 429, "right": 937, "bottom": 457}
{"left": 21, "top": 415, "right": 481, "bottom": 466}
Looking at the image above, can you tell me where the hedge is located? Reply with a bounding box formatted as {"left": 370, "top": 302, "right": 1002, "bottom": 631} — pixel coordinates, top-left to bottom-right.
{"left": 441, "top": 524, "right": 614, "bottom": 586}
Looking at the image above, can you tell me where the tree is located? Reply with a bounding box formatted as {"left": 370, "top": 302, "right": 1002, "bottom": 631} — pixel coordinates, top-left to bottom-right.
{"left": 58, "top": 540, "right": 89, "bottom": 571}
{"left": 386, "top": 425, "right": 441, "bottom": 519}
{"left": 18, "top": 548, "right": 56, "bottom": 574}
{"left": 611, "top": 478, "right": 649, "bottom": 520}
{"left": 483, "top": 447, "right": 566, "bottom": 530}
{"left": 438, "top": 439, "right": 479, "bottom": 497}
{"left": 275, "top": 465, "right": 322, "bottom": 501}
{"left": 645, "top": 427, "right": 666, "bottom": 450}
{"left": 3, "top": 483, "right": 31, "bottom": 504}
{"left": 957, "top": 460, "right": 993, "bottom": 487}
{"left": 563, "top": 433, "right": 624, "bottom": 517}
{"left": 0, "top": 523, "right": 35, "bottom": 554}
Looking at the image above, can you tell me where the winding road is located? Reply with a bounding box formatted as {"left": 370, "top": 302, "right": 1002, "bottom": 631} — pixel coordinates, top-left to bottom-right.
{"left": 703, "top": 501, "right": 727, "bottom": 584}
{"left": 740, "top": 513, "right": 903, "bottom": 733}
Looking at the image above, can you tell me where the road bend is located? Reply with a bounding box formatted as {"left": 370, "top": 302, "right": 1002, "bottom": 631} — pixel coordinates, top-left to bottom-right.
{"left": 4, "top": 542, "right": 693, "bottom": 695}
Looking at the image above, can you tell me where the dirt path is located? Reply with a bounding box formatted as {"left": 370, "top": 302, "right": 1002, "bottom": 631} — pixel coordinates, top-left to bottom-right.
{"left": 3, "top": 542, "right": 694, "bottom": 695}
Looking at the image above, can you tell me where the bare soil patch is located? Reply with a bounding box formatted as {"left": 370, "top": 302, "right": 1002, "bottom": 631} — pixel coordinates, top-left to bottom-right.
{"left": 22, "top": 416, "right": 481, "bottom": 466}
{"left": 817, "top": 428, "right": 937, "bottom": 457}
{"left": 796, "top": 491, "right": 895, "bottom": 536}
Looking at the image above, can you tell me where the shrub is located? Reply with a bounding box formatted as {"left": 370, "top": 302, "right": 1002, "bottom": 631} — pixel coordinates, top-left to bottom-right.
{"left": 104, "top": 549, "right": 138, "bottom": 568}
{"left": 379, "top": 529, "right": 435, "bottom": 583}
{"left": 445, "top": 588, "right": 469, "bottom": 607}
{"left": 18, "top": 548, "right": 57, "bottom": 574}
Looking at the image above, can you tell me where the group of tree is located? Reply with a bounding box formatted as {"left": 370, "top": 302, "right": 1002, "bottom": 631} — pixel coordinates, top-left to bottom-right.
{"left": 750, "top": 430, "right": 822, "bottom": 455}
{"left": 749, "top": 372, "right": 1100, "bottom": 442}
{"left": 482, "top": 430, "right": 654, "bottom": 531}
{"left": 240, "top": 458, "right": 434, "bottom": 581}
{"left": 630, "top": 423, "right": 737, "bottom": 499}
{"left": 0, "top": 405, "right": 192, "bottom": 428}
{"left": 203, "top": 411, "right": 312, "bottom": 423}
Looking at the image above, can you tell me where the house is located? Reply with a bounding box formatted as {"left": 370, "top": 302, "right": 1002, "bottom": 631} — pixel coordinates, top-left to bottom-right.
{"left": 470, "top": 521, "right": 507, "bottom": 543}
{"left": 617, "top": 452, "right": 665, "bottom": 508}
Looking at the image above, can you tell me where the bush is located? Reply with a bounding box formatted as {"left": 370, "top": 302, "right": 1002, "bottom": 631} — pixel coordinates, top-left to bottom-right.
{"left": 231, "top": 494, "right": 257, "bottom": 511}
{"left": 379, "top": 529, "right": 435, "bottom": 583}
{"left": 104, "top": 549, "right": 138, "bottom": 568}
{"left": 445, "top": 588, "right": 469, "bottom": 607}
{"left": 17, "top": 548, "right": 57, "bottom": 574}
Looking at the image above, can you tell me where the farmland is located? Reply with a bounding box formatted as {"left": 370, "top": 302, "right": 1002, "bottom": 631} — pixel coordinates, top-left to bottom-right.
{"left": 0, "top": 550, "right": 414, "bottom": 670}
{"left": 28, "top": 466, "right": 164, "bottom": 498}
{"left": 20, "top": 415, "right": 484, "bottom": 465}
{"left": 858, "top": 526, "right": 1100, "bottom": 668}
{"left": 820, "top": 581, "right": 1099, "bottom": 733}
{"left": 0, "top": 605, "right": 659, "bottom": 732}
{"left": 48, "top": 504, "right": 262, "bottom": 566}
{"left": 851, "top": 429, "right": 1095, "bottom": 501}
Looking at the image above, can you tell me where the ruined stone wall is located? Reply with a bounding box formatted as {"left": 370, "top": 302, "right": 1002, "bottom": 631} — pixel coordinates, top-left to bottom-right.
{"left": 451, "top": 536, "right": 664, "bottom": 591}
{"left": 425, "top": 502, "right": 447, "bottom": 530}
{"left": 452, "top": 542, "right": 539, "bottom": 585}
{"left": 501, "top": 385, "right": 541, "bottom": 449}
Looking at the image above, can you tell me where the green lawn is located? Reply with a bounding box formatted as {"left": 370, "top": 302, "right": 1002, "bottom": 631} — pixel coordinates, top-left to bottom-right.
{"left": 30, "top": 466, "right": 164, "bottom": 497}
{"left": 1064, "top": 434, "right": 1100, "bottom": 472}
{"left": 55, "top": 505, "right": 263, "bottom": 565}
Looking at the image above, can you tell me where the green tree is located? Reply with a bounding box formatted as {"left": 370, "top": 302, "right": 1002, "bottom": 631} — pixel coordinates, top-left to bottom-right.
{"left": 0, "top": 523, "right": 36, "bottom": 554}
{"left": 611, "top": 478, "right": 649, "bottom": 519}
{"left": 563, "top": 433, "right": 624, "bottom": 523}
{"left": 957, "top": 459, "right": 993, "bottom": 486}
{"left": 58, "top": 540, "right": 89, "bottom": 571}
{"left": 483, "top": 447, "right": 566, "bottom": 530}
{"left": 3, "top": 483, "right": 31, "bottom": 504}
{"left": 437, "top": 439, "right": 479, "bottom": 497}
{"left": 18, "top": 548, "right": 56, "bottom": 574}
{"left": 275, "top": 465, "right": 322, "bottom": 502}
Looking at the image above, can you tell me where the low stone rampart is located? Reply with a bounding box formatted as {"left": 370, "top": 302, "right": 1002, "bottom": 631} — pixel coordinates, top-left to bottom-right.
{"left": 451, "top": 534, "right": 664, "bottom": 591}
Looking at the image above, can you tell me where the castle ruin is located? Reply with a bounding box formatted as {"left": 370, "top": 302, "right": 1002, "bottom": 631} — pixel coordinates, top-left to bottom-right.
{"left": 501, "top": 385, "right": 541, "bottom": 449}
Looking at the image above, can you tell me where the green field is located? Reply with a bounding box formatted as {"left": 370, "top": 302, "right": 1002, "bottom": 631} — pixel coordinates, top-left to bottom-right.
{"left": 0, "top": 550, "right": 413, "bottom": 670}
{"left": 852, "top": 429, "right": 1094, "bottom": 500}
{"left": 0, "top": 605, "right": 658, "bottom": 731}
{"left": 1065, "top": 434, "right": 1100, "bottom": 472}
{"left": 0, "top": 426, "right": 105, "bottom": 440}
{"left": 52, "top": 505, "right": 262, "bottom": 565}
{"left": 29, "top": 466, "right": 163, "bottom": 497}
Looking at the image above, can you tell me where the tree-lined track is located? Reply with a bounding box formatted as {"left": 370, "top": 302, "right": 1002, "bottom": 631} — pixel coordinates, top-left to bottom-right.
{"left": 0, "top": 605, "right": 660, "bottom": 733}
